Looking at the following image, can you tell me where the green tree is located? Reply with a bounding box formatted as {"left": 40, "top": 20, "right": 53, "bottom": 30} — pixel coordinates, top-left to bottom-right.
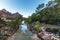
{"left": 46, "top": 0, "right": 55, "bottom": 7}
{"left": 10, "top": 16, "right": 22, "bottom": 28}
{"left": 34, "top": 21, "right": 42, "bottom": 31}
{"left": 55, "top": 0, "right": 60, "bottom": 4}
{"left": 36, "top": 3, "right": 44, "bottom": 12}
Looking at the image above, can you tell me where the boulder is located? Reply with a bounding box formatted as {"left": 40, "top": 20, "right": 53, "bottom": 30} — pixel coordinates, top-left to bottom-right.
{"left": 30, "top": 34, "right": 40, "bottom": 40}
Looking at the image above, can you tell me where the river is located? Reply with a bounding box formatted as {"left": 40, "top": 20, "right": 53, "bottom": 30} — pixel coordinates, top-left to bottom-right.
{"left": 8, "top": 21, "right": 33, "bottom": 40}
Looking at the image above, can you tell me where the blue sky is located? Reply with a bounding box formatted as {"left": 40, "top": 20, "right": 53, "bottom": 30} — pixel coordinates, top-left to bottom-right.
{"left": 0, "top": 0, "right": 50, "bottom": 17}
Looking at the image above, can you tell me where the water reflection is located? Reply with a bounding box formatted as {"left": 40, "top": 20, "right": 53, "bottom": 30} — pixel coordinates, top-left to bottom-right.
{"left": 21, "top": 21, "right": 27, "bottom": 31}
{"left": 21, "top": 24, "right": 27, "bottom": 31}
{"left": 20, "top": 21, "right": 33, "bottom": 36}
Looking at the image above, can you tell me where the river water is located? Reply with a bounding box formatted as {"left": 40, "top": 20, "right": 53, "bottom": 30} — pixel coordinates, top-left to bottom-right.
{"left": 20, "top": 21, "right": 33, "bottom": 36}
{"left": 8, "top": 21, "right": 33, "bottom": 40}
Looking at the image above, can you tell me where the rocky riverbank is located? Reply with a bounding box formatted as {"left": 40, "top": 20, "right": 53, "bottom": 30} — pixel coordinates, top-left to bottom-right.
{"left": 31, "top": 32, "right": 60, "bottom": 40}
{"left": 7, "top": 30, "right": 60, "bottom": 40}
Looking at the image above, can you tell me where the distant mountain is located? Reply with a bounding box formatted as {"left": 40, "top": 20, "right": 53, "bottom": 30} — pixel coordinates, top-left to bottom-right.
{"left": 13, "top": 12, "right": 22, "bottom": 18}
{"left": 0, "top": 9, "right": 22, "bottom": 18}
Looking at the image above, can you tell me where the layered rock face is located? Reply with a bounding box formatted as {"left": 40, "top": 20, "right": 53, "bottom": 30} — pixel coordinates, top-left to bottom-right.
{"left": 0, "top": 9, "right": 22, "bottom": 19}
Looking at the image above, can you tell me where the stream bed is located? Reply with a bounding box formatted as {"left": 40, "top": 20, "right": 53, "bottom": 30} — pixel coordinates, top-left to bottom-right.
{"left": 8, "top": 21, "right": 33, "bottom": 40}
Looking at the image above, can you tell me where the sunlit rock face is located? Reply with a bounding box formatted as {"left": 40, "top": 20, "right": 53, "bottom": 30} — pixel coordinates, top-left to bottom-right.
{"left": 0, "top": 9, "right": 14, "bottom": 18}
{"left": 0, "top": 9, "right": 22, "bottom": 19}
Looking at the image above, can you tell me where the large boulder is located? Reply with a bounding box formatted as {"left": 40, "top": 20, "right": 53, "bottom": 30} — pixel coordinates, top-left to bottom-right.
{"left": 30, "top": 34, "right": 40, "bottom": 40}
{"left": 22, "top": 31, "right": 27, "bottom": 36}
